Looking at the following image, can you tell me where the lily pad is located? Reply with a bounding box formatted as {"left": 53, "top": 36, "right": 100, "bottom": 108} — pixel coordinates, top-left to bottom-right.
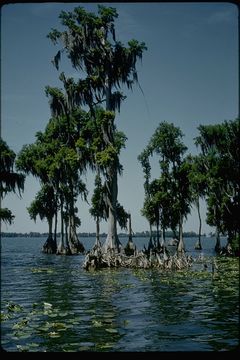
{"left": 17, "top": 334, "right": 31, "bottom": 340}
{"left": 12, "top": 319, "right": 29, "bottom": 330}
{"left": 1, "top": 312, "right": 12, "bottom": 321}
{"left": 43, "top": 302, "right": 53, "bottom": 309}
{"left": 48, "top": 331, "right": 61, "bottom": 338}
{"left": 98, "top": 343, "right": 114, "bottom": 349}
{"left": 30, "top": 268, "right": 54, "bottom": 274}
{"left": 7, "top": 302, "right": 23, "bottom": 312}
{"left": 105, "top": 328, "right": 118, "bottom": 334}
{"left": 92, "top": 320, "right": 102, "bottom": 327}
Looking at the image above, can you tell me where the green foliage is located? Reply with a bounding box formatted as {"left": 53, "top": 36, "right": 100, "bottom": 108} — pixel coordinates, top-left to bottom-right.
{"left": 139, "top": 122, "right": 191, "bottom": 237}
{"left": 27, "top": 184, "right": 56, "bottom": 223}
{"left": 148, "top": 121, "right": 187, "bottom": 166}
{"left": 47, "top": 28, "right": 62, "bottom": 44}
{"left": 138, "top": 149, "right": 151, "bottom": 195}
{"left": 1, "top": 138, "right": 15, "bottom": 170}
{"left": 195, "top": 118, "right": 240, "bottom": 246}
{"left": 0, "top": 138, "right": 25, "bottom": 224}
{"left": 17, "top": 109, "right": 89, "bottom": 243}
{"left": 188, "top": 155, "right": 207, "bottom": 201}
{"left": 0, "top": 208, "right": 15, "bottom": 225}
{"left": 48, "top": 5, "right": 146, "bottom": 109}
{"left": 89, "top": 174, "right": 107, "bottom": 221}
{"left": 96, "top": 145, "right": 118, "bottom": 167}
{"left": 75, "top": 107, "right": 127, "bottom": 176}
{"left": 116, "top": 203, "right": 128, "bottom": 230}
{"left": 0, "top": 138, "right": 25, "bottom": 198}
{"left": 230, "top": 235, "right": 239, "bottom": 255}
{"left": 90, "top": 173, "right": 128, "bottom": 230}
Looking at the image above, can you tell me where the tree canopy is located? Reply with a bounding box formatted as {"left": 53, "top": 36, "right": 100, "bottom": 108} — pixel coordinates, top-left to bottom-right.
{"left": 0, "top": 138, "right": 25, "bottom": 224}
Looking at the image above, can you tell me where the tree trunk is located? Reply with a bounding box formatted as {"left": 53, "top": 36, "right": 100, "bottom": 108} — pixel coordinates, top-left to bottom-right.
{"left": 96, "top": 217, "right": 100, "bottom": 243}
{"left": 124, "top": 213, "right": 136, "bottom": 256}
{"left": 65, "top": 216, "right": 71, "bottom": 255}
{"left": 57, "top": 200, "right": 66, "bottom": 254}
{"left": 215, "top": 227, "right": 221, "bottom": 253}
{"left": 173, "top": 229, "right": 179, "bottom": 242}
{"left": 128, "top": 213, "right": 132, "bottom": 242}
{"left": 68, "top": 214, "right": 85, "bottom": 254}
{"left": 161, "top": 227, "right": 166, "bottom": 248}
{"left": 102, "top": 78, "right": 121, "bottom": 253}
{"left": 54, "top": 210, "right": 58, "bottom": 243}
{"left": 93, "top": 216, "right": 101, "bottom": 248}
{"left": 92, "top": 216, "right": 102, "bottom": 256}
{"left": 195, "top": 198, "right": 202, "bottom": 250}
{"left": 68, "top": 183, "right": 85, "bottom": 254}
{"left": 156, "top": 219, "right": 160, "bottom": 250}
{"left": 42, "top": 217, "right": 57, "bottom": 254}
{"left": 177, "top": 214, "right": 185, "bottom": 253}
{"left": 150, "top": 223, "right": 153, "bottom": 241}
{"left": 103, "top": 165, "right": 122, "bottom": 252}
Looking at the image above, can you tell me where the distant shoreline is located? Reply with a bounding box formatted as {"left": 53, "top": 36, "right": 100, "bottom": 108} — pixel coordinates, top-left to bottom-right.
{"left": 1, "top": 231, "right": 209, "bottom": 238}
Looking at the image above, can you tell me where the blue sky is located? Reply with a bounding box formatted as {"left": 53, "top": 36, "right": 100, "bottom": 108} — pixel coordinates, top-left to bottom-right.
{"left": 1, "top": 2, "right": 238, "bottom": 234}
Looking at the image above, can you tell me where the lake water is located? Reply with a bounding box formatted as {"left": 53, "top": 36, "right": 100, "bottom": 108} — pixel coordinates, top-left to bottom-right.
{"left": 1, "top": 236, "right": 239, "bottom": 352}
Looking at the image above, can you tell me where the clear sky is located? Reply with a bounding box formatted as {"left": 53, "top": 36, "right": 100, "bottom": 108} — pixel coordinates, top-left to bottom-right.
{"left": 1, "top": 2, "right": 238, "bottom": 235}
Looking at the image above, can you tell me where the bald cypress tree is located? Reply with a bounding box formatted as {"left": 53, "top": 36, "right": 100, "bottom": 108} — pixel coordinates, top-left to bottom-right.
{"left": 47, "top": 5, "right": 147, "bottom": 252}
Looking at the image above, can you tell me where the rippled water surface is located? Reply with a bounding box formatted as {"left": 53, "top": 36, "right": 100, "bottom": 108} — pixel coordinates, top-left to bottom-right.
{"left": 1, "top": 236, "right": 239, "bottom": 352}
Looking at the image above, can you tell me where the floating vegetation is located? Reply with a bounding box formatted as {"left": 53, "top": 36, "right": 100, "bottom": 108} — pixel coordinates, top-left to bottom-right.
{"left": 92, "top": 320, "right": 103, "bottom": 327}
{"left": 1, "top": 255, "right": 238, "bottom": 352}
{"left": 43, "top": 302, "right": 53, "bottom": 310}
{"left": 6, "top": 302, "right": 23, "bottom": 313}
{"left": 30, "top": 267, "right": 55, "bottom": 274}
{"left": 1, "top": 302, "right": 24, "bottom": 323}
{"left": 12, "top": 318, "right": 29, "bottom": 330}
{"left": 1, "top": 311, "right": 12, "bottom": 321}
{"left": 96, "top": 342, "right": 115, "bottom": 350}
{"left": 48, "top": 331, "right": 61, "bottom": 338}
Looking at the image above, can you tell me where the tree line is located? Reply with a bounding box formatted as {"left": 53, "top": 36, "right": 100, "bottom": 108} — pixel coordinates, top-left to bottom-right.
{"left": 1, "top": 5, "right": 239, "bottom": 258}
{"left": 1, "top": 231, "right": 205, "bottom": 238}
{"left": 138, "top": 119, "right": 239, "bottom": 256}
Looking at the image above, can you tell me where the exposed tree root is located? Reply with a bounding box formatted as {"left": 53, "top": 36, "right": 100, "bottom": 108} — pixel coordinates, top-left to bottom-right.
{"left": 83, "top": 245, "right": 193, "bottom": 271}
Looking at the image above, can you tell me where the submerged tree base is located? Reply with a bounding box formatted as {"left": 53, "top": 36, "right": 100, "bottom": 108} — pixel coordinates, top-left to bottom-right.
{"left": 194, "top": 241, "right": 202, "bottom": 250}
{"left": 83, "top": 246, "right": 193, "bottom": 271}
{"left": 42, "top": 237, "right": 57, "bottom": 254}
{"left": 56, "top": 242, "right": 85, "bottom": 255}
